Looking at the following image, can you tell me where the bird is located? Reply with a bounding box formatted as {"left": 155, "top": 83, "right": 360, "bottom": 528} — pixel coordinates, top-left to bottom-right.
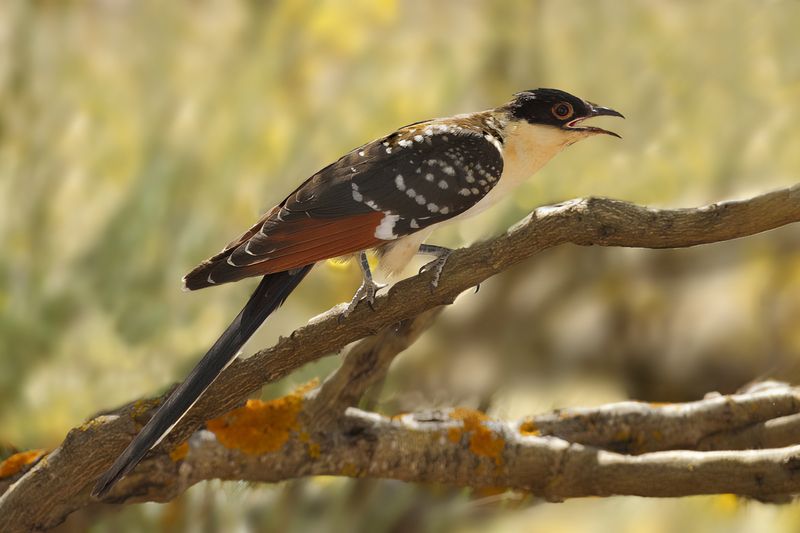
{"left": 92, "top": 88, "right": 622, "bottom": 497}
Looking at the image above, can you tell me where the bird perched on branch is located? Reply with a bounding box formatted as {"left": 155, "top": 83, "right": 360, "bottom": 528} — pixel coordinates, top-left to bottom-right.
{"left": 93, "top": 88, "right": 623, "bottom": 497}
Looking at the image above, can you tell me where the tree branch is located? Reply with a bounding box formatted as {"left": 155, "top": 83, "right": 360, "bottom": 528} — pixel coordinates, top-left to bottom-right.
{"left": 1, "top": 184, "right": 798, "bottom": 531}
{"left": 15, "top": 382, "right": 800, "bottom": 506}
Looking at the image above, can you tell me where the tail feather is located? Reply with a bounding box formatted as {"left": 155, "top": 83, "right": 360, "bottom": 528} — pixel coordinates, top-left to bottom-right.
{"left": 92, "top": 265, "right": 314, "bottom": 498}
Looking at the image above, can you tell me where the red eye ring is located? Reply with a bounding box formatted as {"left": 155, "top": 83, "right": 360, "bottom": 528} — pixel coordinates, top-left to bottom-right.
{"left": 552, "top": 102, "right": 574, "bottom": 120}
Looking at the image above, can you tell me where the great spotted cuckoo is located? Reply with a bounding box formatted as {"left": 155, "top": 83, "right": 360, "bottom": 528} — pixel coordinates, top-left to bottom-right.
{"left": 93, "top": 88, "right": 622, "bottom": 496}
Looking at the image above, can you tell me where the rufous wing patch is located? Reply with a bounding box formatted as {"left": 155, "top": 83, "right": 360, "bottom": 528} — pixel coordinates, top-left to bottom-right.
{"left": 182, "top": 211, "right": 385, "bottom": 290}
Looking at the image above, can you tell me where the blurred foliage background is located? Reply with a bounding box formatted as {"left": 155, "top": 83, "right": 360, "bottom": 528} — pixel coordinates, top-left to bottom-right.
{"left": 1, "top": 0, "right": 800, "bottom": 531}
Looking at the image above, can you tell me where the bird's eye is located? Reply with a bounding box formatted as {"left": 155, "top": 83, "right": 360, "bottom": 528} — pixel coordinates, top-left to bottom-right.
{"left": 552, "top": 102, "right": 573, "bottom": 120}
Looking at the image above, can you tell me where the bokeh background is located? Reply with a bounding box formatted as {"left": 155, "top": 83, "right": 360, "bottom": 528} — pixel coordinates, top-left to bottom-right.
{"left": 2, "top": 0, "right": 800, "bottom": 531}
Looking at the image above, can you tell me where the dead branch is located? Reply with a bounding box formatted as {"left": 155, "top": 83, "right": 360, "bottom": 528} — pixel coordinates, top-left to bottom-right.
{"left": 15, "top": 382, "right": 800, "bottom": 507}
{"left": 0, "top": 184, "right": 798, "bottom": 532}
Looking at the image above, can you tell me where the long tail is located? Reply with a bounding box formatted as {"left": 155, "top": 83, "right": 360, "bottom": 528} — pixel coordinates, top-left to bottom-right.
{"left": 92, "top": 265, "right": 314, "bottom": 497}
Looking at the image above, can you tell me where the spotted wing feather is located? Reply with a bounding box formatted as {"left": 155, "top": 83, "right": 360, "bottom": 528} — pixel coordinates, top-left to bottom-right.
{"left": 183, "top": 116, "right": 504, "bottom": 290}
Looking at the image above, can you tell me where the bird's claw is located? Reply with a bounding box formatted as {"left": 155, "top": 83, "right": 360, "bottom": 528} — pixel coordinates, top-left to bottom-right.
{"left": 341, "top": 279, "right": 386, "bottom": 319}
{"left": 418, "top": 251, "right": 452, "bottom": 292}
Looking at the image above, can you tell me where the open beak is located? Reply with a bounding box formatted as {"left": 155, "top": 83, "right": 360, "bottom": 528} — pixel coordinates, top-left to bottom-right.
{"left": 566, "top": 103, "right": 624, "bottom": 138}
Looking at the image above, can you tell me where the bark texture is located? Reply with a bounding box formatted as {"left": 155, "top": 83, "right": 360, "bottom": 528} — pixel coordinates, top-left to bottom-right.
{"left": 1, "top": 184, "right": 799, "bottom": 532}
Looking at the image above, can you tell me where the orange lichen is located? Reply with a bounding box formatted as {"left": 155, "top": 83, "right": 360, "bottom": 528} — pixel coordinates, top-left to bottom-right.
{"left": 447, "top": 427, "right": 462, "bottom": 443}
{"left": 206, "top": 380, "right": 318, "bottom": 455}
{"left": 169, "top": 442, "right": 189, "bottom": 462}
{"left": 518, "top": 420, "right": 540, "bottom": 436}
{"left": 449, "top": 408, "right": 505, "bottom": 466}
{"left": 0, "top": 449, "right": 46, "bottom": 479}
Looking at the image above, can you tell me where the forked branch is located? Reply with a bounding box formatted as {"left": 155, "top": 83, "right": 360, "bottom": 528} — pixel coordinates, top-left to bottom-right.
{"left": 1, "top": 184, "right": 798, "bottom": 531}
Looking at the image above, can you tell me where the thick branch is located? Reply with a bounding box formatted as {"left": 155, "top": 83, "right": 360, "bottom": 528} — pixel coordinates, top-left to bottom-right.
{"left": 1, "top": 185, "right": 798, "bottom": 531}
{"left": 28, "top": 383, "right": 800, "bottom": 506}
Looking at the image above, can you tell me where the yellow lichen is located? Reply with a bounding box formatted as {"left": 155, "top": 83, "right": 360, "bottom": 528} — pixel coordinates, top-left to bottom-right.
{"left": 449, "top": 408, "right": 505, "bottom": 466}
{"left": 206, "top": 380, "right": 318, "bottom": 455}
{"left": 0, "top": 449, "right": 46, "bottom": 479}
{"left": 169, "top": 442, "right": 189, "bottom": 462}
{"left": 518, "top": 420, "right": 540, "bottom": 436}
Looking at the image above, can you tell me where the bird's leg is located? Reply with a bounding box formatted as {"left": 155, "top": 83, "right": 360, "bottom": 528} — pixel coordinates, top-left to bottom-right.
{"left": 342, "top": 251, "right": 386, "bottom": 318}
{"left": 417, "top": 244, "right": 453, "bottom": 290}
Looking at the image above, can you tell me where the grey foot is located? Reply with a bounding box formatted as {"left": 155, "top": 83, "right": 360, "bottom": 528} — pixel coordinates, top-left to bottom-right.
{"left": 341, "top": 278, "right": 386, "bottom": 319}
{"left": 418, "top": 250, "right": 452, "bottom": 290}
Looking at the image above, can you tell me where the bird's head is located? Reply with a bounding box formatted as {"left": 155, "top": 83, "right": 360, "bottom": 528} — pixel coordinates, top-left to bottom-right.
{"left": 502, "top": 88, "right": 624, "bottom": 141}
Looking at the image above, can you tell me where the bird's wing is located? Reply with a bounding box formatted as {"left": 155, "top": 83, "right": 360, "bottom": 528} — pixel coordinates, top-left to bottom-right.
{"left": 183, "top": 117, "right": 504, "bottom": 290}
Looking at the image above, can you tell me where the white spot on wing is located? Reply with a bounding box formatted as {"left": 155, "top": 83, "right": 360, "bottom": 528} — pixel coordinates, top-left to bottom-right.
{"left": 375, "top": 213, "right": 400, "bottom": 240}
{"left": 395, "top": 175, "right": 405, "bottom": 191}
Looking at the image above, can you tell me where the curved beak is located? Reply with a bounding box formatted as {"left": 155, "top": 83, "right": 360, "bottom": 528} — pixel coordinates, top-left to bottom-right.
{"left": 567, "top": 102, "right": 625, "bottom": 138}
{"left": 588, "top": 104, "right": 625, "bottom": 120}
